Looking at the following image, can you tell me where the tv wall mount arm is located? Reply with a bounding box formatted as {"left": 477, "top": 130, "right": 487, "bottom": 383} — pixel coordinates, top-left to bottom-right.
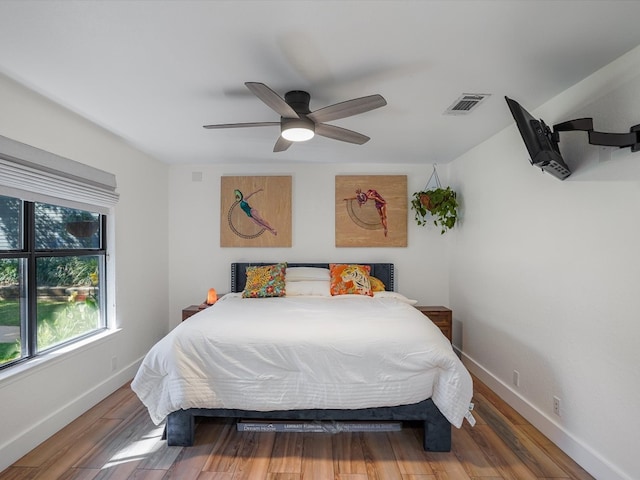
{"left": 552, "top": 118, "right": 640, "bottom": 152}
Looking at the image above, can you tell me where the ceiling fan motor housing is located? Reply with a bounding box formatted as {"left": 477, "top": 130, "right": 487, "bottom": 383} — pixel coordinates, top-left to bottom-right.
{"left": 284, "top": 90, "right": 311, "bottom": 114}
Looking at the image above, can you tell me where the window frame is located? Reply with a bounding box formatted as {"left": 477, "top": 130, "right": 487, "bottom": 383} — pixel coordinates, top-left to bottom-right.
{"left": 0, "top": 198, "right": 108, "bottom": 369}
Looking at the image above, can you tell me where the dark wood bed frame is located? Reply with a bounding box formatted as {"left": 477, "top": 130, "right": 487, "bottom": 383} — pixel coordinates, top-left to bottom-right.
{"left": 164, "top": 262, "right": 452, "bottom": 451}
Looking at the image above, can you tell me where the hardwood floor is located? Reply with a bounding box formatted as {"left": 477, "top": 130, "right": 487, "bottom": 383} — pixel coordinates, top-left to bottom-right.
{"left": 0, "top": 376, "right": 594, "bottom": 480}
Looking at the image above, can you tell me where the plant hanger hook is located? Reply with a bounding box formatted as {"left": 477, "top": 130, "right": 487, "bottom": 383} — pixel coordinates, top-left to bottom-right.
{"left": 424, "top": 165, "right": 442, "bottom": 191}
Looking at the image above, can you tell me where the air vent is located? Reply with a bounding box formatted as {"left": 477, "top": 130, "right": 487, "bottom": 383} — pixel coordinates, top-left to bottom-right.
{"left": 444, "top": 93, "right": 491, "bottom": 115}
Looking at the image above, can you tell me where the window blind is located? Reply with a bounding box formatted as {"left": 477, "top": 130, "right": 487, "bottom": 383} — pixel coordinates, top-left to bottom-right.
{"left": 0, "top": 134, "right": 119, "bottom": 213}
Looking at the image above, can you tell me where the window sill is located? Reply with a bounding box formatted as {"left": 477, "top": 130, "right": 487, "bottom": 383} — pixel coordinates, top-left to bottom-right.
{"left": 0, "top": 328, "right": 122, "bottom": 387}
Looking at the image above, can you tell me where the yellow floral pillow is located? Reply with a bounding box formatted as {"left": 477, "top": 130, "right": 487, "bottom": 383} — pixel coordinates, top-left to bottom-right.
{"left": 369, "top": 276, "right": 386, "bottom": 292}
{"left": 242, "top": 263, "right": 287, "bottom": 298}
{"left": 329, "top": 264, "right": 373, "bottom": 296}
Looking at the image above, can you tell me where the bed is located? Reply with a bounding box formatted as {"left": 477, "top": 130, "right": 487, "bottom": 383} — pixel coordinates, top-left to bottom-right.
{"left": 131, "top": 262, "right": 473, "bottom": 451}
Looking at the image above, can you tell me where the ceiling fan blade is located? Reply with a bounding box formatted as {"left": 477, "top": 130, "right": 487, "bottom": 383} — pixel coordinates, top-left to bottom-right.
{"left": 273, "top": 136, "right": 293, "bottom": 152}
{"left": 203, "top": 122, "right": 280, "bottom": 129}
{"left": 307, "top": 94, "right": 387, "bottom": 123}
{"left": 315, "top": 123, "right": 370, "bottom": 145}
{"left": 245, "top": 82, "right": 299, "bottom": 118}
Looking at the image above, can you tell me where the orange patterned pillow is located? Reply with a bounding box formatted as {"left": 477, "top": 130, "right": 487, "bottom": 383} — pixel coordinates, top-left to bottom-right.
{"left": 329, "top": 264, "right": 373, "bottom": 296}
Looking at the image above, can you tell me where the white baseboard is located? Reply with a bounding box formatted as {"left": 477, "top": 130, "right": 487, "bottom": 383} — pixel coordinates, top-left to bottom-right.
{"left": 0, "top": 358, "right": 142, "bottom": 473}
{"left": 459, "top": 348, "right": 632, "bottom": 480}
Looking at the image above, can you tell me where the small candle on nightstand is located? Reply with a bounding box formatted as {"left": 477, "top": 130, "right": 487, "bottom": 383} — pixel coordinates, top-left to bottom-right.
{"left": 206, "top": 288, "right": 218, "bottom": 305}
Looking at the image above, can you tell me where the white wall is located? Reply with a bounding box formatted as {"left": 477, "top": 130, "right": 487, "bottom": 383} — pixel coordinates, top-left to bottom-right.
{"left": 0, "top": 73, "right": 170, "bottom": 471}
{"left": 450, "top": 46, "right": 640, "bottom": 480}
{"left": 168, "top": 163, "right": 452, "bottom": 329}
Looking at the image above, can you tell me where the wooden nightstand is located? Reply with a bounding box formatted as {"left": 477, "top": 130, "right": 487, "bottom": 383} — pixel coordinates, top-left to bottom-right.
{"left": 182, "top": 294, "right": 228, "bottom": 321}
{"left": 181, "top": 304, "right": 203, "bottom": 321}
{"left": 415, "top": 306, "right": 452, "bottom": 342}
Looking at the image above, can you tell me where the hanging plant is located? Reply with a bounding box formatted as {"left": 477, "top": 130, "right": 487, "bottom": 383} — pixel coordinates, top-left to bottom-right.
{"left": 65, "top": 221, "right": 99, "bottom": 238}
{"left": 64, "top": 210, "right": 99, "bottom": 238}
{"left": 410, "top": 166, "right": 458, "bottom": 234}
{"left": 410, "top": 186, "right": 458, "bottom": 233}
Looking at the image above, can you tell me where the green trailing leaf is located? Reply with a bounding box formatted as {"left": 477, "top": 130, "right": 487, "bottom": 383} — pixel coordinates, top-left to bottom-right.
{"left": 410, "top": 186, "right": 458, "bottom": 234}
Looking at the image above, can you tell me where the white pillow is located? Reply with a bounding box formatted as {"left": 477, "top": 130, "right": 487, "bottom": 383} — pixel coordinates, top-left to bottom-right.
{"left": 285, "top": 267, "right": 330, "bottom": 282}
{"left": 373, "top": 291, "right": 418, "bottom": 305}
{"left": 285, "top": 280, "right": 331, "bottom": 296}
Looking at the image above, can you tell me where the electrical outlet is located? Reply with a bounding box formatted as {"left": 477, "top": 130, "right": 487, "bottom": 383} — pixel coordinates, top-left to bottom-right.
{"left": 553, "top": 396, "right": 561, "bottom": 416}
{"left": 111, "top": 356, "right": 117, "bottom": 372}
{"left": 513, "top": 370, "right": 520, "bottom": 387}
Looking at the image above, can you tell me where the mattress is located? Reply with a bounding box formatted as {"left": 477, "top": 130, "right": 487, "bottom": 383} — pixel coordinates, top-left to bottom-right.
{"left": 131, "top": 293, "right": 473, "bottom": 428}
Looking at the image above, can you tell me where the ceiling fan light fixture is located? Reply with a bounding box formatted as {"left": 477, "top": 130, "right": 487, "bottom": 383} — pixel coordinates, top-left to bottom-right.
{"left": 281, "top": 117, "right": 315, "bottom": 142}
{"left": 282, "top": 127, "right": 315, "bottom": 142}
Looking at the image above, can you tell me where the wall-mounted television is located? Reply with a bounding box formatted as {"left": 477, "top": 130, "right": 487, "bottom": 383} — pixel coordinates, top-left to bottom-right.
{"left": 505, "top": 96, "right": 571, "bottom": 180}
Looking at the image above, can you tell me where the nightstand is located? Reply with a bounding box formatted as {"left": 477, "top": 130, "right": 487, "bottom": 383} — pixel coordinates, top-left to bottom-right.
{"left": 181, "top": 304, "right": 204, "bottom": 321}
{"left": 182, "top": 294, "right": 228, "bottom": 321}
{"left": 415, "top": 306, "right": 452, "bottom": 342}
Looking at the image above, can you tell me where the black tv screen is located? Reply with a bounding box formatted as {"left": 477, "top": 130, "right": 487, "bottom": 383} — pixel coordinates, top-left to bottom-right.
{"left": 505, "top": 96, "right": 571, "bottom": 180}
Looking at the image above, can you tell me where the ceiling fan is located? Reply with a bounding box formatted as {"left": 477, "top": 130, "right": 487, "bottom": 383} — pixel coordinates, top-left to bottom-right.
{"left": 203, "top": 82, "right": 387, "bottom": 152}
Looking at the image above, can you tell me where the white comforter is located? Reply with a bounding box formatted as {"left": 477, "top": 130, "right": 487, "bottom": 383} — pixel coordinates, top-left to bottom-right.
{"left": 131, "top": 294, "right": 473, "bottom": 428}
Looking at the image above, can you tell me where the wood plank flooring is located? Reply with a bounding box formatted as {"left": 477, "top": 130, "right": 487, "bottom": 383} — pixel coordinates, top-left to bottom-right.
{"left": 0, "top": 376, "right": 594, "bottom": 479}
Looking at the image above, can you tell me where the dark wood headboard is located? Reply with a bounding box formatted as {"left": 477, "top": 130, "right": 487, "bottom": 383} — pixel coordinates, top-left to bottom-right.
{"left": 231, "top": 263, "right": 395, "bottom": 293}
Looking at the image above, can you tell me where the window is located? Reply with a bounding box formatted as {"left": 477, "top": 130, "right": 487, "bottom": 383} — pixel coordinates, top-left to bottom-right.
{"left": 0, "top": 134, "right": 118, "bottom": 370}
{"left": 0, "top": 195, "right": 107, "bottom": 368}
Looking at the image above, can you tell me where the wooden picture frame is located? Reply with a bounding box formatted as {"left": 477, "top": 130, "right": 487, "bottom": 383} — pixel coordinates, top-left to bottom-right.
{"left": 220, "top": 176, "right": 292, "bottom": 247}
{"left": 335, "top": 175, "right": 407, "bottom": 247}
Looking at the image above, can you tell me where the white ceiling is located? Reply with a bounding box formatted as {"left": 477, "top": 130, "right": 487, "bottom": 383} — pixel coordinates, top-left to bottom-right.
{"left": 2, "top": 1, "right": 640, "bottom": 166}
